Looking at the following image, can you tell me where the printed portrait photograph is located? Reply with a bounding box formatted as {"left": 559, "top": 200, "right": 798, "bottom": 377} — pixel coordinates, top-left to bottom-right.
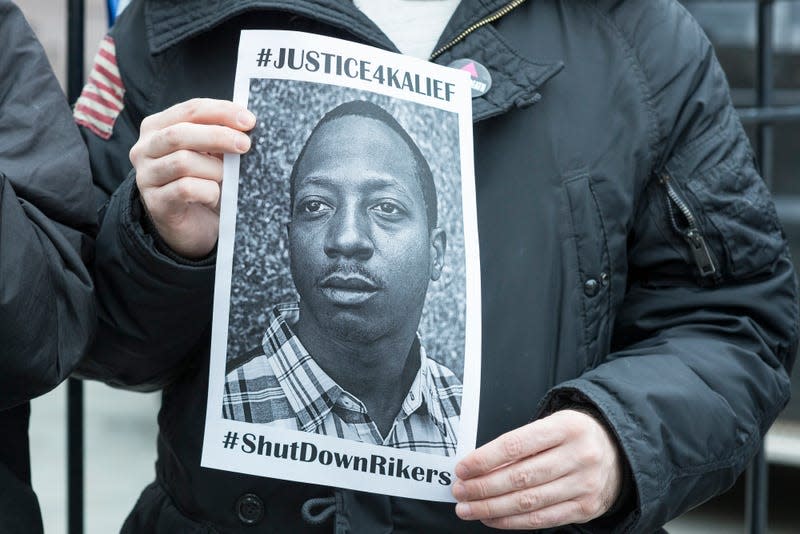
{"left": 221, "top": 79, "right": 466, "bottom": 457}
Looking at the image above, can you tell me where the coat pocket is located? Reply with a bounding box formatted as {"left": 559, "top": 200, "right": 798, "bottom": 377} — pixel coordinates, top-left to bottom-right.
{"left": 663, "top": 118, "right": 786, "bottom": 280}
{"left": 562, "top": 174, "right": 612, "bottom": 370}
{"left": 683, "top": 158, "right": 785, "bottom": 279}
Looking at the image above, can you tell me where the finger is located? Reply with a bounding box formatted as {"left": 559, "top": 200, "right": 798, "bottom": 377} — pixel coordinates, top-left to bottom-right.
{"left": 138, "top": 150, "right": 224, "bottom": 188}
{"left": 456, "top": 419, "right": 565, "bottom": 480}
{"left": 139, "top": 122, "right": 251, "bottom": 160}
{"left": 146, "top": 176, "right": 221, "bottom": 214}
{"left": 479, "top": 500, "right": 585, "bottom": 530}
{"left": 455, "top": 474, "right": 578, "bottom": 522}
{"left": 452, "top": 446, "right": 573, "bottom": 502}
{"left": 141, "top": 98, "right": 256, "bottom": 133}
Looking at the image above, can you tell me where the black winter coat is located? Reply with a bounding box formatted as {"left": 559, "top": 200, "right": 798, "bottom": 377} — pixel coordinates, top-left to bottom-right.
{"left": 0, "top": 2, "right": 96, "bottom": 532}
{"left": 79, "top": 0, "right": 798, "bottom": 532}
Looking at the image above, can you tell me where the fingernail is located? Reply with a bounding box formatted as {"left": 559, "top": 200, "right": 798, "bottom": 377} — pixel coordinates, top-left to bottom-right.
{"left": 452, "top": 482, "right": 466, "bottom": 500}
{"left": 237, "top": 110, "right": 256, "bottom": 128}
{"left": 455, "top": 464, "right": 469, "bottom": 479}
{"left": 235, "top": 134, "right": 251, "bottom": 153}
{"left": 456, "top": 503, "right": 472, "bottom": 519}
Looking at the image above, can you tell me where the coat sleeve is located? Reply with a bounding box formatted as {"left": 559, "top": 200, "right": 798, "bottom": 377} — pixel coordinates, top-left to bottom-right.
{"left": 0, "top": 0, "right": 96, "bottom": 409}
{"left": 74, "top": 1, "right": 215, "bottom": 391}
{"left": 540, "top": 1, "right": 798, "bottom": 530}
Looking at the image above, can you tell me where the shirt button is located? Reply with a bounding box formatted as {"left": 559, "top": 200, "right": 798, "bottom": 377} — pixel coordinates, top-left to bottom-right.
{"left": 583, "top": 278, "right": 600, "bottom": 297}
{"left": 600, "top": 272, "right": 610, "bottom": 287}
{"left": 236, "top": 493, "right": 264, "bottom": 525}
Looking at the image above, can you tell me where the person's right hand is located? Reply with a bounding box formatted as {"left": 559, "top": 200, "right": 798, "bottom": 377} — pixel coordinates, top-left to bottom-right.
{"left": 130, "top": 98, "right": 255, "bottom": 259}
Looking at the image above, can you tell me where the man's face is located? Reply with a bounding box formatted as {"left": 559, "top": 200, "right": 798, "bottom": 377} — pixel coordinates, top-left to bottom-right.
{"left": 288, "top": 114, "right": 445, "bottom": 344}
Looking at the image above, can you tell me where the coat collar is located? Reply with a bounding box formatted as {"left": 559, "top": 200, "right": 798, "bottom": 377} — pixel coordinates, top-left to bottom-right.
{"left": 435, "top": 23, "right": 564, "bottom": 121}
{"left": 145, "top": 0, "right": 523, "bottom": 56}
{"left": 143, "top": 0, "right": 563, "bottom": 122}
{"left": 263, "top": 303, "right": 453, "bottom": 440}
{"left": 145, "top": 0, "right": 388, "bottom": 55}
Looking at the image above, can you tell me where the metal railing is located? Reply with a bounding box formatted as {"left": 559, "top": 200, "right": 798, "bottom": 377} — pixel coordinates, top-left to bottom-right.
{"left": 66, "top": 1, "right": 84, "bottom": 532}
{"left": 62, "top": 1, "right": 795, "bottom": 533}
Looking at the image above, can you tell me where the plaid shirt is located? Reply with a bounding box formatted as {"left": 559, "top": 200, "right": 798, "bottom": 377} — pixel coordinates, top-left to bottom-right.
{"left": 223, "top": 303, "right": 462, "bottom": 456}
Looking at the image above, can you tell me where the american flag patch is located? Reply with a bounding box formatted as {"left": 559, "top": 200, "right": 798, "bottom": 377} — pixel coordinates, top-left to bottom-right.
{"left": 74, "top": 35, "right": 125, "bottom": 140}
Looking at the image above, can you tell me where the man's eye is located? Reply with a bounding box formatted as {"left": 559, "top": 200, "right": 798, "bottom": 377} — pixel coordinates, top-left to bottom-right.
{"left": 302, "top": 200, "right": 329, "bottom": 213}
{"left": 375, "top": 202, "right": 401, "bottom": 215}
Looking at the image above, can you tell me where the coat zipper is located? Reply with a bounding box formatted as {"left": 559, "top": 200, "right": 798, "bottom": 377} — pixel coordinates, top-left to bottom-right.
{"left": 660, "top": 174, "right": 717, "bottom": 278}
{"left": 429, "top": 0, "right": 529, "bottom": 60}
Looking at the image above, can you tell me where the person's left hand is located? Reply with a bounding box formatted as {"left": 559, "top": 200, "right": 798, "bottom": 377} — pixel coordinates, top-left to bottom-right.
{"left": 452, "top": 409, "right": 623, "bottom": 530}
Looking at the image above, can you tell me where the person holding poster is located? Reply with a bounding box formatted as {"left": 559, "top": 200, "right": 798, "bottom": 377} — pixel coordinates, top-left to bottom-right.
{"left": 77, "top": 0, "right": 797, "bottom": 532}
{"left": 222, "top": 100, "right": 461, "bottom": 456}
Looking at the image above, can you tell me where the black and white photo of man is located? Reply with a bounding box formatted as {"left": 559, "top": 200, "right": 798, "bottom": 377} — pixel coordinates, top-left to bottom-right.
{"left": 223, "top": 100, "right": 462, "bottom": 457}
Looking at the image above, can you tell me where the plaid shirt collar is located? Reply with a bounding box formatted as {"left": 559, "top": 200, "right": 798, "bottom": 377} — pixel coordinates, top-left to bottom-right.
{"left": 264, "top": 302, "right": 451, "bottom": 438}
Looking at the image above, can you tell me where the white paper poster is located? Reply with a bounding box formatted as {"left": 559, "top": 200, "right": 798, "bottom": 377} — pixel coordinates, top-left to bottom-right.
{"left": 202, "top": 30, "right": 480, "bottom": 502}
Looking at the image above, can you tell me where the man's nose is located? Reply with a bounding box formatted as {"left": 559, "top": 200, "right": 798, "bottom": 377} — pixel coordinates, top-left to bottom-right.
{"left": 323, "top": 206, "right": 374, "bottom": 260}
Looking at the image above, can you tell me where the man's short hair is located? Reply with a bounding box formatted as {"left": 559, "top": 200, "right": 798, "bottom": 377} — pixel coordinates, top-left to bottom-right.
{"left": 290, "top": 100, "right": 438, "bottom": 230}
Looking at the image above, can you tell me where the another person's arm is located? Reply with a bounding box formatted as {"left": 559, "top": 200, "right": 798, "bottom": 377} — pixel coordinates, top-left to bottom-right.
{"left": 454, "top": 2, "right": 797, "bottom": 530}
{"left": 0, "top": 0, "right": 95, "bottom": 408}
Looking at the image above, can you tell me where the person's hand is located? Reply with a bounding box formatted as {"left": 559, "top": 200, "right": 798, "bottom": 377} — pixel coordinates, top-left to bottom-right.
{"left": 130, "top": 98, "right": 255, "bottom": 258}
{"left": 453, "top": 409, "right": 623, "bottom": 530}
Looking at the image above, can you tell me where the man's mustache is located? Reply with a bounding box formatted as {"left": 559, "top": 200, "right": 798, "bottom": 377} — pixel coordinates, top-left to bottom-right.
{"left": 317, "top": 263, "right": 385, "bottom": 291}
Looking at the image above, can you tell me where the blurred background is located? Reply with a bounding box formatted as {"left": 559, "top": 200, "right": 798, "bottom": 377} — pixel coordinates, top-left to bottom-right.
{"left": 12, "top": 0, "right": 800, "bottom": 532}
